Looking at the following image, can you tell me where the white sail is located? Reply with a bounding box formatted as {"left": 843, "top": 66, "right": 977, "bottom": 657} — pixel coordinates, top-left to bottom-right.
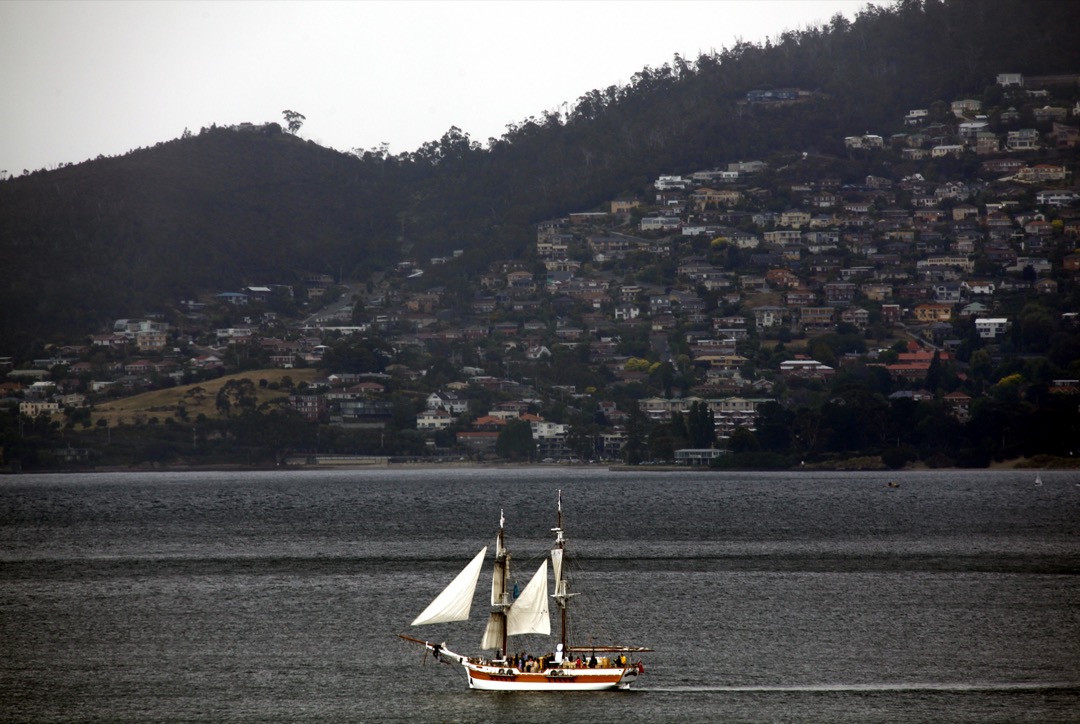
{"left": 552, "top": 548, "right": 570, "bottom": 597}
{"left": 411, "top": 547, "right": 488, "bottom": 626}
{"left": 480, "top": 612, "right": 505, "bottom": 650}
{"left": 506, "top": 560, "right": 551, "bottom": 636}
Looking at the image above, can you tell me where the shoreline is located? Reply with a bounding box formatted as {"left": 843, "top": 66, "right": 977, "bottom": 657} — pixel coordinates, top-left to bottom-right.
{"left": 3, "top": 456, "right": 1077, "bottom": 476}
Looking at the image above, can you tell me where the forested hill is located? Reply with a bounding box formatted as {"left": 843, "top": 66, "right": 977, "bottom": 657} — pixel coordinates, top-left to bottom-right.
{"left": 0, "top": 128, "right": 404, "bottom": 349}
{"left": 3, "top": 0, "right": 1079, "bottom": 349}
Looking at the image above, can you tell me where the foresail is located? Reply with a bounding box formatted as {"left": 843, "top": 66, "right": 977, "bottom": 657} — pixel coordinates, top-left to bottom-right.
{"left": 506, "top": 560, "right": 551, "bottom": 636}
{"left": 411, "top": 547, "right": 487, "bottom": 626}
{"left": 481, "top": 612, "right": 505, "bottom": 650}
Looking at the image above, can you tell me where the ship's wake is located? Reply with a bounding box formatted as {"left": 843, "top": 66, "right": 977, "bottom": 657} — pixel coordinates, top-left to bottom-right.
{"left": 646, "top": 682, "right": 1079, "bottom": 693}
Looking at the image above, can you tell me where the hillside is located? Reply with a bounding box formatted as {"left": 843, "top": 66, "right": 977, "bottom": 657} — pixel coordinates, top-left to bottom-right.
{"left": 90, "top": 368, "right": 321, "bottom": 427}
{"left": 2, "top": 0, "right": 1080, "bottom": 472}
{"left": 3, "top": 0, "right": 1080, "bottom": 351}
{"left": 0, "top": 128, "right": 403, "bottom": 347}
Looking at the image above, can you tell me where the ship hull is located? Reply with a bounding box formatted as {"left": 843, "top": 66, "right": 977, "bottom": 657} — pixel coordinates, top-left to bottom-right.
{"left": 463, "top": 663, "right": 635, "bottom": 691}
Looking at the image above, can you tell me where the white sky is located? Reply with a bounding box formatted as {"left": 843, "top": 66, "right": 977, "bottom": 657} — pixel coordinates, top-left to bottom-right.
{"left": 0, "top": 0, "right": 886, "bottom": 175}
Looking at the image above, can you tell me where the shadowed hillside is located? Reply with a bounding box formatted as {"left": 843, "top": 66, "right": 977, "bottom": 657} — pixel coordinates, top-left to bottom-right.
{"left": 0, "top": 126, "right": 403, "bottom": 347}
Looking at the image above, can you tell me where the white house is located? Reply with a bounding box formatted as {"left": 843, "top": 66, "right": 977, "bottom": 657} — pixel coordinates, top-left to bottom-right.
{"left": 426, "top": 391, "right": 469, "bottom": 414}
{"left": 976, "top": 318, "right": 1009, "bottom": 339}
{"left": 931, "top": 145, "right": 965, "bottom": 158}
{"left": 19, "top": 400, "right": 60, "bottom": 417}
{"left": 640, "top": 217, "right": 682, "bottom": 232}
{"left": 417, "top": 409, "right": 454, "bottom": 430}
{"left": 1036, "top": 190, "right": 1080, "bottom": 207}
{"left": 904, "top": 109, "right": 928, "bottom": 125}
{"left": 654, "top": 175, "right": 687, "bottom": 190}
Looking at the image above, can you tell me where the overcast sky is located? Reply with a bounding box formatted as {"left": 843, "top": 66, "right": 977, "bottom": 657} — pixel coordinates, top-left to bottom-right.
{"left": 1, "top": 0, "right": 886, "bottom": 175}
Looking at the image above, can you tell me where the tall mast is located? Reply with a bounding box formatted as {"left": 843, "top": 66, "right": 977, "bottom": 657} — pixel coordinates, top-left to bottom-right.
{"left": 494, "top": 509, "right": 510, "bottom": 657}
{"left": 551, "top": 489, "right": 573, "bottom": 649}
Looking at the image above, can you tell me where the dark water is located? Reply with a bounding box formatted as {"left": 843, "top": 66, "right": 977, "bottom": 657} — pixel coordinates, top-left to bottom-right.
{"left": 1, "top": 468, "right": 1078, "bottom": 722}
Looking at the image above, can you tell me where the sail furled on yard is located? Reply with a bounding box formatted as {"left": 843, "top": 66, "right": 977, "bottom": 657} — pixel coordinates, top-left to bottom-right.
{"left": 506, "top": 560, "right": 551, "bottom": 636}
{"left": 411, "top": 547, "right": 487, "bottom": 626}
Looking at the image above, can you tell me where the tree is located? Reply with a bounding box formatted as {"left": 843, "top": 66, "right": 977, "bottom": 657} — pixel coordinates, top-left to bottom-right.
{"left": 755, "top": 401, "right": 793, "bottom": 452}
{"left": 647, "top": 423, "right": 685, "bottom": 462}
{"left": 623, "top": 400, "right": 649, "bottom": 464}
{"left": 687, "top": 401, "right": 716, "bottom": 448}
{"left": 565, "top": 416, "right": 598, "bottom": 461}
{"left": 282, "top": 110, "right": 306, "bottom": 135}
{"left": 924, "top": 350, "right": 944, "bottom": 392}
{"left": 728, "top": 426, "right": 760, "bottom": 454}
{"left": 215, "top": 378, "right": 257, "bottom": 418}
{"left": 495, "top": 419, "right": 534, "bottom": 461}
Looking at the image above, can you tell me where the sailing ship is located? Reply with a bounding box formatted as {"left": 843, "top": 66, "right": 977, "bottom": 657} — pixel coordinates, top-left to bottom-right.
{"left": 400, "top": 491, "right": 650, "bottom": 691}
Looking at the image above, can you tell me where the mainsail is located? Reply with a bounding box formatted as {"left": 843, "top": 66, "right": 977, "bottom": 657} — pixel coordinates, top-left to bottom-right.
{"left": 411, "top": 547, "right": 488, "bottom": 626}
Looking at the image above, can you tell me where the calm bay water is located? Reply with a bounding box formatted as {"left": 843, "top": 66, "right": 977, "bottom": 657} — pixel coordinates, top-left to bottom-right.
{"left": 1, "top": 467, "right": 1078, "bottom": 722}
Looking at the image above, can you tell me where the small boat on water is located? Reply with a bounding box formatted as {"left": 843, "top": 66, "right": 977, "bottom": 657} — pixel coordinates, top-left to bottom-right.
{"left": 1035, "top": 473, "right": 1043, "bottom": 486}
{"left": 400, "top": 490, "right": 650, "bottom": 691}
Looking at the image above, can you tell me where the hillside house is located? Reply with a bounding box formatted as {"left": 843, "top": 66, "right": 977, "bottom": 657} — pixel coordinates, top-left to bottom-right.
{"left": 824, "top": 282, "right": 857, "bottom": 305}
{"left": 914, "top": 303, "right": 953, "bottom": 322}
{"left": 1015, "top": 164, "right": 1067, "bottom": 183}
{"left": 905, "top": 109, "right": 929, "bottom": 125}
{"left": 691, "top": 188, "right": 742, "bottom": 208}
{"left": 931, "top": 145, "right": 965, "bottom": 158}
{"left": 640, "top": 217, "right": 681, "bottom": 232}
{"left": 753, "top": 307, "right": 788, "bottom": 330}
{"left": 417, "top": 409, "right": 454, "bottom": 430}
{"left": 653, "top": 175, "right": 687, "bottom": 190}
{"left": 609, "top": 199, "right": 641, "bottom": 215}
{"left": 951, "top": 99, "right": 982, "bottom": 117}
{"left": 785, "top": 289, "right": 817, "bottom": 307}
{"left": 456, "top": 431, "right": 499, "bottom": 452}
{"left": 799, "top": 307, "right": 835, "bottom": 332}
{"left": 976, "top": 318, "right": 1009, "bottom": 339}
{"left": 765, "top": 268, "right": 800, "bottom": 289}
{"left": 933, "top": 283, "right": 963, "bottom": 303}
{"left": 779, "top": 210, "right": 811, "bottom": 228}
{"left": 845, "top": 134, "right": 884, "bottom": 149}
{"left": 426, "top": 391, "right": 469, "bottom": 414}
{"left": 1006, "top": 130, "right": 1039, "bottom": 151}
{"left": 944, "top": 391, "right": 973, "bottom": 422}
{"left": 839, "top": 307, "right": 870, "bottom": 329}
{"left": 19, "top": 401, "right": 60, "bottom": 418}
{"left": 779, "top": 358, "right": 835, "bottom": 381}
